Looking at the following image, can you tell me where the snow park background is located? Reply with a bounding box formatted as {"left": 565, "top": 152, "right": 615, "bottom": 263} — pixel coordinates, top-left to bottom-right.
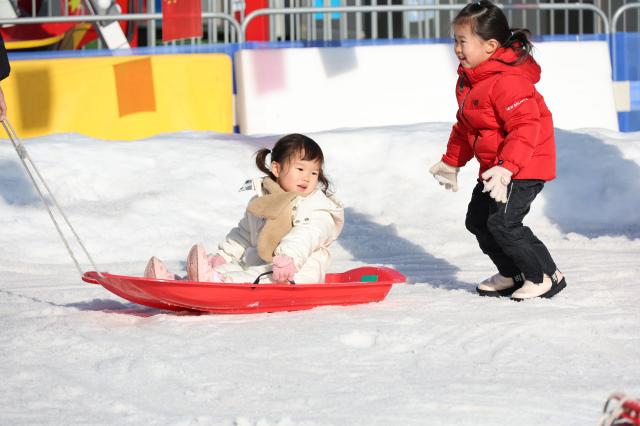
{"left": 2, "top": 40, "right": 640, "bottom": 425}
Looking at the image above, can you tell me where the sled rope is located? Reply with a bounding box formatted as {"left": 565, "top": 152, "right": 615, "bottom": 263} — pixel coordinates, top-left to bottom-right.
{"left": 2, "top": 119, "right": 102, "bottom": 278}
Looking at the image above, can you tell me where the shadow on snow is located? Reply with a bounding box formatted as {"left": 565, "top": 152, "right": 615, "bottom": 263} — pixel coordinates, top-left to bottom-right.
{"left": 545, "top": 129, "right": 640, "bottom": 239}
{"left": 0, "top": 160, "right": 40, "bottom": 206}
{"left": 339, "top": 207, "right": 474, "bottom": 293}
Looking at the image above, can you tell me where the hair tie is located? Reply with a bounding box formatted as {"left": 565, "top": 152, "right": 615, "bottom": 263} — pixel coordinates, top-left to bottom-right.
{"left": 504, "top": 30, "right": 515, "bottom": 44}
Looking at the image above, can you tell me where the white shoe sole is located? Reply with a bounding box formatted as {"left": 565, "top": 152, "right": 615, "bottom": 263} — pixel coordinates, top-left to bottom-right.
{"left": 511, "top": 277, "right": 567, "bottom": 301}
{"left": 476, "top": 273, "right": 525, "bottom": 297}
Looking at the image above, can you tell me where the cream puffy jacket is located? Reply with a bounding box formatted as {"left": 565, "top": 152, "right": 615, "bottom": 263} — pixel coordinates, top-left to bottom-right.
{"left": 215, "top": 178, "right": 344, "bottom": 283}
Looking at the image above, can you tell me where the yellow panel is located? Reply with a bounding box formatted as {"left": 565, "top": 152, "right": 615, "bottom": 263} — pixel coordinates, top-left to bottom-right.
{"left": 2, "top": 53, "right": 233, "bottom": 140}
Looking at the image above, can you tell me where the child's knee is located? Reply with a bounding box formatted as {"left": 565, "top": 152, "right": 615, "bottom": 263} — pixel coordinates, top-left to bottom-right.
{"left": 486, "top": 213, "right": 510, "bottom": 238}
{"left": 465, "top": 215, "right": 487, "bottom": 235}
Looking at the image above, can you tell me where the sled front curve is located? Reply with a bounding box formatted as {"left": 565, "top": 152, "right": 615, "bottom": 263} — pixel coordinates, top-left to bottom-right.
{"left": 82, "top": 266, "right": 405, "bottom": 314}
{"left": 82, "top": 272, "right": 197, "bottom": 312}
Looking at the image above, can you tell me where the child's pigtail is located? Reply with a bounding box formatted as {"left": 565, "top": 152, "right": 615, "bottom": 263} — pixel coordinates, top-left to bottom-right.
{"left": 255, "top": 148, "right": 277, "bottom": 181}
{"left": 503, "top": 28, "right": 533, "bottom": 64}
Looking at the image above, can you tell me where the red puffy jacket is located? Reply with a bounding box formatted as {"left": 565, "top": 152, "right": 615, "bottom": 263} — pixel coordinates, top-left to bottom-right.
{"left": 442, "top": 47, "right": 556, "bottom": 181}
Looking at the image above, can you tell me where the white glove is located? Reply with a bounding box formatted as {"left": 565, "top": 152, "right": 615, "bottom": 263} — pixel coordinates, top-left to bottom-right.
{"left": 481, "top": 166, "right": 513, "bottom": 203}
{"left": 429, "top": 161, "right": 459, "bottom": 192}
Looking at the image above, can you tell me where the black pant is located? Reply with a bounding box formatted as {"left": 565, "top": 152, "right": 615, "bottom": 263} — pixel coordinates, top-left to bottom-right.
{"left": 465, "top": 180, "right": 556, "bottom": 284}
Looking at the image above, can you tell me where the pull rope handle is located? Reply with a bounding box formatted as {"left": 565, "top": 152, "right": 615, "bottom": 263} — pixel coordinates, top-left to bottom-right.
{"left": 252, "top": 271, "right": 295, "bottom": 285}
{"left": 2, "top": 119, "right": 102, "bottom": 278}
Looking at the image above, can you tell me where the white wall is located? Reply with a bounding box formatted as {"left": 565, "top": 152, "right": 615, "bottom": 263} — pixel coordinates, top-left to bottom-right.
{"left": 235, "top": 41, "right": 618, "bottom": 135}
{"left": 533, "top": 41, "right": 618, "bottom": 131}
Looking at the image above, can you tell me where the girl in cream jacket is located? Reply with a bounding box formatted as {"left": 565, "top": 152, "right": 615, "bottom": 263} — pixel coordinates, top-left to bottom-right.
{"left": 144, "top": 133, "right": 344, "bottom": 284}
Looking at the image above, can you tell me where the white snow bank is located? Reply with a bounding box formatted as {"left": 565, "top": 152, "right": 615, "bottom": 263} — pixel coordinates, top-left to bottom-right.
{"left": 0, "top": 124, "right": 639, "bottom": 425}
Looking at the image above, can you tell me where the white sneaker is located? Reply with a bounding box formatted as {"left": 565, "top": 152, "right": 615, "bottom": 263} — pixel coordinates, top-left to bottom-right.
{"left": 476, "top": 272, "right": 525, "bottom": 297}
{"left": 511, "top": 270, "right": 566, "bottom": 301}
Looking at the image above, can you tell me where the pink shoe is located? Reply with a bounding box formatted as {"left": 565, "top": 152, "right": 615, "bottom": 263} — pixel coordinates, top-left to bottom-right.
{"left": 144, "top": 256, "right": 175, "bottom": 280}
{"left": 186, "top": 244, "right": 224, "bottom": 282}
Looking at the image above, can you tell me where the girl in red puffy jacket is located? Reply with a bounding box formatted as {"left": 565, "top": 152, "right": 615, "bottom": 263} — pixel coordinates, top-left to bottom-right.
{"left": 429, "top": 0, "right": 566, "bottom": 301}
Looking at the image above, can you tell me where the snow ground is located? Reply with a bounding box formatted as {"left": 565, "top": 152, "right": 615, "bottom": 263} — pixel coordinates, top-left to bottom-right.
{"left": 1, "top": 123, "right": 639, "bottom": 425}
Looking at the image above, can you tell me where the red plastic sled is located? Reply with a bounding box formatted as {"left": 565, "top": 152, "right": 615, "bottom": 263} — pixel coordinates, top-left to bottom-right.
{"left": 82, "top": 266, "right": 405, "bottom": 314}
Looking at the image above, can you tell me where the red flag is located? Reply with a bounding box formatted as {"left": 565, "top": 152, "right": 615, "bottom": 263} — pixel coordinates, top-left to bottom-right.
{"left": 162, "top": 0, "right": 202, "bottom": 43}
{"left": 236, "top": 0, "right": 269, "bottom": 41}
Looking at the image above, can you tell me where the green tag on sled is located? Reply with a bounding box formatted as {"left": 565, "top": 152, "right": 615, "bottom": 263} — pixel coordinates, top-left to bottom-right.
{"left": 360, "top": 274, "right": 379, "bottom": 282}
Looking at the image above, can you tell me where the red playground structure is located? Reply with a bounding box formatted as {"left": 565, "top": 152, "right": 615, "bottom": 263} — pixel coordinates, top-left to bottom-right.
{"left": 0, "top": 0, "right": 140, "bottom": 50}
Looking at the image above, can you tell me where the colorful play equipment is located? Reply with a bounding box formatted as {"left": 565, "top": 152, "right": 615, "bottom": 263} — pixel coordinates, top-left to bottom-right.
{"left": 0, "top": 0, "right": 140, "bottom": 50}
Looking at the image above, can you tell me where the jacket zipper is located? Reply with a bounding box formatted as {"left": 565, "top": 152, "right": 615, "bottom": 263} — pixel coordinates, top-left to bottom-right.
{"left": 505, "top": 182, "right": 514, "bottom": 213}
{"left": 459, "top": 73, "right": 471, "bottom": 122}
{"left": 460, "top": 74, "right": 480, "bottom": 159}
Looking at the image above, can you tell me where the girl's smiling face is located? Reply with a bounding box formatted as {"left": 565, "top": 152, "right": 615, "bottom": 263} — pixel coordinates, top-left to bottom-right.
{"left": 271, "top": 151, "right": 320, "bottom": 195}
{"left": 453, "top": 23, "right": 498, "bottom": 69}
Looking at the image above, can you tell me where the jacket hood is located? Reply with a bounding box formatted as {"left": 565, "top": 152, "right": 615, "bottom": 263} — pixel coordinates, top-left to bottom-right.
{"left": 458, "top": 47, "right": 541, "bottom": 85}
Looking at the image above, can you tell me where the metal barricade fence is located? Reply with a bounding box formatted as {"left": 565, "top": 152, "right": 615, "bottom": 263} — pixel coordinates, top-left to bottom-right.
{"left": 611, "top": 2, "right": 640, "bottom": 80}
{"left": 0, "top": 1, "right": 624, "bottom": 47}
{"left": 604, "top": 0, "right": 640, "bottom": 33}
{"left": 240, "top": 2, "right": 610, "bottom": 42}
{"left": 259, "top": 0, "right": 614, "bottom": 42}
